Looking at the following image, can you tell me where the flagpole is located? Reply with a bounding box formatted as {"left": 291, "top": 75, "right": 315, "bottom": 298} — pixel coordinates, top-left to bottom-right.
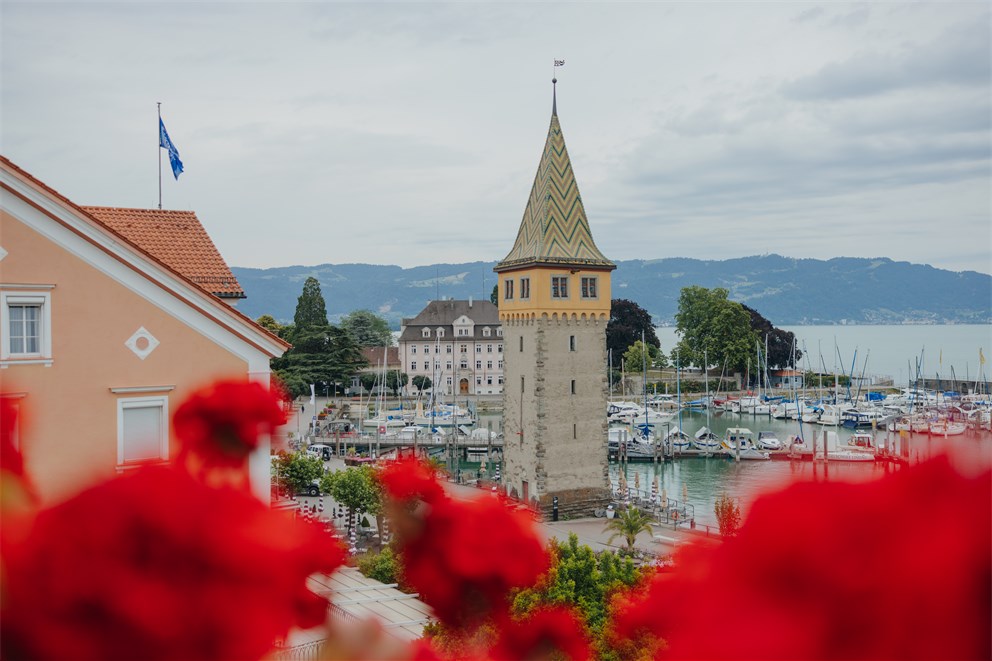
{"left": 157, "top": 102, "right": 162, "bottom": 210}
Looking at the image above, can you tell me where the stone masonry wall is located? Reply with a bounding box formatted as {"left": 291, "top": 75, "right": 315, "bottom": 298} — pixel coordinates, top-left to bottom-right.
{"left": 501, "top": 315, "right": 610, "bottom": 514}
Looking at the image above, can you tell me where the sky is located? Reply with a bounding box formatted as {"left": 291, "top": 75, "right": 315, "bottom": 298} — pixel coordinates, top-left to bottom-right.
{"left": 2, "top": 2, "right": 990, "bottom": 275}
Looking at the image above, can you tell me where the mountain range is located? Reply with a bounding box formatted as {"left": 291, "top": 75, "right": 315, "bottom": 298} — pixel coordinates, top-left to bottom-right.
{"left": 231, "top": 255, "right": 991, "bottom": 328}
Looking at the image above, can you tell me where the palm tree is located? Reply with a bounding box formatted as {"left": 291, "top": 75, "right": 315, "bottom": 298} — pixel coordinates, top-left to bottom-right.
{"left": 604, "top": 506, "right": 655, "bottom": 553}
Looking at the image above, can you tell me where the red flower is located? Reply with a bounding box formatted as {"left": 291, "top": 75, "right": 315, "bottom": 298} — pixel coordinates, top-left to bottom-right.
{"left": 380, "top": 459, "right": 550, "bottom": 628}
{"left": 491, "top": 606, "right": 592, "bottom": 661}
{"left": 1, "top": 465, "right": 345, "bottom": 661}
{"left": 380, "top": 457, "right": 447, "bottom": 506}
{"left": 1, "top": 396, "right": 24, "bottom": 478}
{"left": 174, "top": 379, "right": 286, "bottom": 468}
{"left": 611, "top": 456, "right": 991, "bottom": 660}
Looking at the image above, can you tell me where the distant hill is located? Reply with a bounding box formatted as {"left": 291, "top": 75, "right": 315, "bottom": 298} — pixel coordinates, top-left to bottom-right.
{"left": 231, "top": 255, "right": 991, "bottom": 328}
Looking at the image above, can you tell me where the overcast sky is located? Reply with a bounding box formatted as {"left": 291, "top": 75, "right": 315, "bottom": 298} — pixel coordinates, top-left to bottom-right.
{"left": 2, "top": 2, "right": 989, "bottom": 274}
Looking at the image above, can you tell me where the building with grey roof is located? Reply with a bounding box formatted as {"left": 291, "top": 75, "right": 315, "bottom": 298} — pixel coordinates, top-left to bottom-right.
{"left": 398, "top": 298, "right": 503, "bottom": 396}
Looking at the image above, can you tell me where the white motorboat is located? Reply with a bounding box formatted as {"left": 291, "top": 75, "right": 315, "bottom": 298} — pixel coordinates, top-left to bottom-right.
{"left": 756, "top": 431, "right": 782, "bottom": 451}
{"left": 817, "top": 449, "right": 875, "bottom": 462}
{"left": 844, "top": 431, "right": 878, "bottom": 454}
{"left": 722, "top": 427, "right": 770, "bottom": 460}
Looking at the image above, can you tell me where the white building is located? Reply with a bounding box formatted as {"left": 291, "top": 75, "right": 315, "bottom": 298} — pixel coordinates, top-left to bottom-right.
{"left": 398, "top": 299, "right": 503, "bottom": 396}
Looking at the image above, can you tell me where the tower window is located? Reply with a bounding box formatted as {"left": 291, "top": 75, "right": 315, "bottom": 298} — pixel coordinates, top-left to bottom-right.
{"left": 520, "top": 277, "right": 530, "bottom": 299}
{"left": 569, "top": 335, "right": 576, "bottom": 351}
{"left": 581, "top": 276, "right": 598, "bottom": 299}
{"left": 521, "top": 376, "right": 525, "bottom": 393}
{"left": 504, "top": 279, "right": 514, "bottom": 300}
{"left": 570, "top": 379, "right": 576, "bottom": 395}
{"left": 551, "top": 276, "right": 569, "bottom": 299}
{"left": 573, "top": 424, "right": 577, "bottom": 439}
{"left": 519, "top": 337, "right": 523, "bottom": 352}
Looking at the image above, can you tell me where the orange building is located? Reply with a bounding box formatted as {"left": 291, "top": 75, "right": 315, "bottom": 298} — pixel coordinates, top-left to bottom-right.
{"left": 0, "top": 157, "right": 289, "bottom": 504}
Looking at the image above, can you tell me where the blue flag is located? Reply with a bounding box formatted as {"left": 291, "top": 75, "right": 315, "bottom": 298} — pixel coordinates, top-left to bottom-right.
{"left": 159, "top": 118, "right": 184, "bottom": 180}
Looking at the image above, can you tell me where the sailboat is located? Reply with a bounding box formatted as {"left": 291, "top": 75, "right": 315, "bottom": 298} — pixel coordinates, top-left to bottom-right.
{"left": 693, "top": 350, "right": 720, "bottom": 452}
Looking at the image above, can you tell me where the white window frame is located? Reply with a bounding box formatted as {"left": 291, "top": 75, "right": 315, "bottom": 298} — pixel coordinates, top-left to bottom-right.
{"left": 422, "top": 328, "right": 431, "bottom": 338}
{"left": 116, "top": 395, "right": 169, "bottom": 468}
{"left": 483, "top": 327, "right": 491, "bottom": 337}
{"left": 1, "top": 289, "right": 53, "bottom": 364}
{"left": 436, "top": 327, "right": 445, "bottom": 338}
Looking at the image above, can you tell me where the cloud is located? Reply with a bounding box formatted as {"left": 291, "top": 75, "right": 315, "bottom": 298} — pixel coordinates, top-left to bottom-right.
{"left": 783, "top": 19, "right": 990, "bottom": 100}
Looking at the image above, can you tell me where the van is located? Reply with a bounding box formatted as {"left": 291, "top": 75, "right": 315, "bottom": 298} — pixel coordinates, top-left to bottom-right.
{"left": 306, "top": 444, "right": 333, "bottom": 461}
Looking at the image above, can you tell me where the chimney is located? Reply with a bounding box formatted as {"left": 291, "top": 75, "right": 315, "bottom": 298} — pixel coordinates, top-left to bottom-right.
{"left": 469, "top": 296, "right": 473, "bottom": 308}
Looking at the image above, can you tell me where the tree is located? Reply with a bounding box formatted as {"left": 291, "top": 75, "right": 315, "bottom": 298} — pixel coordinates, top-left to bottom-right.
{"left": 714, "top": 493, "right": 742, "bottom": 537}
{"left": 607, "top": 299, "right": 660, "bottom": 362}
{"left": 322, "top": 465, "right": 384, "bottom": 544}
{"left": 603, "top": 506, "right": 655, "bottom": 553}
{"left": 385, "top": 370, "right": 408, "bottom": 396}
{"left": 357, "top": 547, "right": 403, "bottom": 585}
{"left": 358, "top": 372, "right": 378, "bottom": 394}
{"left": 256, "top": 314, "right": 282, "bottom": 335}
{"left": 490, "top": 284, "right": 498, "bottom": 306}
{"left": 742, "top": 304, "right": 802, "bottom": 369}
{"left": 622, "top": 340, "right": 668, "bottom": 372}
{"left": 510, "top": 533, "right": 643, "bottom": 659}
{"left": 340, "top": 310, "right": 393, "bottom": 348}
{"left": 412, "top": 375, "right": 432, "bottom": 393}
{"left": 272, "top": 324, "right": 367, "bottom": 398}
{"left": 272, "top": 451, "right": 323, "bottom": 496}
{"left": 293, "top": 277, "right": 328, "bottom": 335}
{"left": 674, "top": 286, "right": 756, "bottom": 374}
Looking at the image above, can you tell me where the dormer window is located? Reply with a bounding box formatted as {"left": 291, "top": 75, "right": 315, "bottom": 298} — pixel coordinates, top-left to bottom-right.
{"left": 482, "top": 327, "right": 491, "bottom": 337}
{"left": 422, "top": 328, "right": 431, "bottom": 338}
{"left": 497, "top": 328, "right": 503, "bottom": 337}
{"left": 436, "top": 327, "right": 445, "bottom": 338}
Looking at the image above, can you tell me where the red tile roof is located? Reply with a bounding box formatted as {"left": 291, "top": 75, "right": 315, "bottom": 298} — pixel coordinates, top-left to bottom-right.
{"left": 81, "top": 206, "right": 245, "bottom": 299}
{"left": 361, "top": 346, "right": 400, "bottom": 368}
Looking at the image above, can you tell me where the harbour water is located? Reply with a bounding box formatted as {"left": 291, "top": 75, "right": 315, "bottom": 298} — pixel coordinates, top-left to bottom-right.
{"left": 656, "top": 324, "right": 991, "bottom": 387}
{"left": 606, "top": 409, "right": 991, "bottom": 530}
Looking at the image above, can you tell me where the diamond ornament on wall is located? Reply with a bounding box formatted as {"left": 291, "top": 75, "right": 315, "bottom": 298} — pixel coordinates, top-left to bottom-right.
{"left": 125, "top": 327, "right": 159, "bottom": 360}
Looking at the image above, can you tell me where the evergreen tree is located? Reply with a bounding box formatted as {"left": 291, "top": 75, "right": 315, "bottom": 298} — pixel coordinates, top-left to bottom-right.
{"left": 293, "top": 277, "right": 328, "bottom": 335}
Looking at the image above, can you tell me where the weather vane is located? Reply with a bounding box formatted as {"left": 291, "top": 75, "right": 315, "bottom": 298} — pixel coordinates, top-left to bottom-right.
{"left": 553, "top": 58, "right": 564, "bottom": 83}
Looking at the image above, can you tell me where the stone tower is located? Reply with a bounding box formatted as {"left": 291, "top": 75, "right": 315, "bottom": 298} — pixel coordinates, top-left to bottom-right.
{"left": 494, "top": 80, "right": 615, "bottom": 517}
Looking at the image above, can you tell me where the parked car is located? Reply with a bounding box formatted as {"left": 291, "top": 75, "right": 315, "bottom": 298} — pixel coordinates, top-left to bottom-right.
{"left": 306, "top": 444, "right": 333, "bottom": 461}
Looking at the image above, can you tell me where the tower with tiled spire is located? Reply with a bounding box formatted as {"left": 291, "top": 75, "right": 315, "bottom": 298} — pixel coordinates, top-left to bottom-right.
{"left": 494, "top": 79, "right": 615, "bottom": 517}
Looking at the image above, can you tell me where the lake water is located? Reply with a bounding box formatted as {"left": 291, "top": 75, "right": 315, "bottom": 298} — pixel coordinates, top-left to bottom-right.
{"left": 606, "top": 409, "right": 991, "bottom": 530}
{"left": 655, "top": 324, "right": 991, "bottom": 387}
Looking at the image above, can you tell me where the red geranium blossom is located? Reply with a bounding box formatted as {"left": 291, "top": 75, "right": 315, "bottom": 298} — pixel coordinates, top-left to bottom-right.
{"left": 380, "top": 459, "right": 550, "bottom": 628}
{"left": 1, "top": 465, "right": 345, "bottom": 661}
{"left": 491, "top": 606, "right": 593, "bottom": 661}
{"left": 174, "top": 379, "right": 286, "bottom": 467}
{"left": 611, "top": 457, "right": 991, "bottom": 659}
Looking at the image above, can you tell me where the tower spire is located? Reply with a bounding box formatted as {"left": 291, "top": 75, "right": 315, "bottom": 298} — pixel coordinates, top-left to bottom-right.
{"left": 552, "top": 77, "right": 557, "bottom": 116}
